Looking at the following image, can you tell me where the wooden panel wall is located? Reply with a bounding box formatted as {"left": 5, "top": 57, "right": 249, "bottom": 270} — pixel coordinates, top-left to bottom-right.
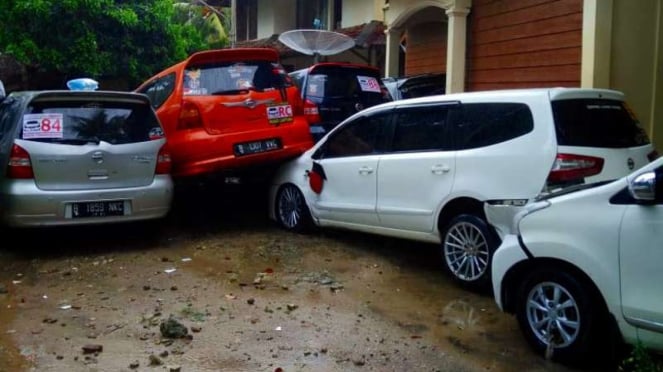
{"left": 405, "top": 22, "right": 447, "bottom": 76}
{"left": 467, "top": 0, "right": 583, "bottom": 91}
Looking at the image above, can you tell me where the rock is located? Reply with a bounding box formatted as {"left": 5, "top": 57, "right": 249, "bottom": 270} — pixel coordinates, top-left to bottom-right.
{"left": 129, "top": 360, "right": 139, "bottom": 369}
{"left": 143, "top": 285, "right": 151, "bottom": 291}
{"left": 160, "top": 316, "right": 188, "bottom": 338}
{"left": 159, "top": 350, "right": 169, "bottom": 357}
{"left": 286, "top": 304, "right": 298, "bottom": 311}
{"left": 149, "top": 354, "right": 163, "bottom": 366}
{"left": 168, "top": 365, "right": 182, "bottom": 372}
{"left": 191, "top": 326, "right": 202, "bottom": 333}
{"left": 247, "top": 298, "right": 255, "bottom": 305}
{"left": 81, "top": 344, "right": 103, "bottom": 354}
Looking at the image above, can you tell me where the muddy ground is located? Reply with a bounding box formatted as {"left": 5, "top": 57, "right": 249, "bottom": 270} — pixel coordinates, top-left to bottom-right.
{"left": 0, "top": 186, "right": 582, "bottom": 372}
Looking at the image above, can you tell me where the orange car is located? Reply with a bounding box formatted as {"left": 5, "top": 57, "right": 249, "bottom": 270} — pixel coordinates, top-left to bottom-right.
{"left": 135, "top": 48, "right": 313, "bottom": 181}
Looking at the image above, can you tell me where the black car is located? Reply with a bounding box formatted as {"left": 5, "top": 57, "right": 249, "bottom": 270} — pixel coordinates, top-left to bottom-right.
{"left": 289, "top": 62, "right": 391, "bottom": 142}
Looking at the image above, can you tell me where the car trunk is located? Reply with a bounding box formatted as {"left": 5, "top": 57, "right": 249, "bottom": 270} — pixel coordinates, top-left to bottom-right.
{"left": 306, "top": 65, "right": 389, "bottom": 128}
{"left": 19, "top": 93, "right": 165, "bottom": 191}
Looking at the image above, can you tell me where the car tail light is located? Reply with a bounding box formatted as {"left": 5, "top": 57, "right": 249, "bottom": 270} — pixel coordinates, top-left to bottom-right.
{"left": 648, "top": 149, "right": 660, "bottom": 161}
{"left": 155, "top": 144, "right": 172, "bottom": 174}
{"left": 547, "top": 153, "right": 604, "bottom": 182}
{"left": 303, "top": 99, "right": 321, "bottom": 124}
{"left": 7, "top": 144, "right": 34, "bottom": 179}
{"left": 177, "top": 101, "right": 203, "bottom": 130}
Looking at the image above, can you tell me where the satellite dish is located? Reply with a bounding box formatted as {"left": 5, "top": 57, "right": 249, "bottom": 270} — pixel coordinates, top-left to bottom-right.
{"left": 278, "top": 29, "right": 355, "bottom": 62}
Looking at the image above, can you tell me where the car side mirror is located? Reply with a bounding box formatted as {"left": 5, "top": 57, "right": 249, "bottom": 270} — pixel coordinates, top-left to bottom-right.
{"left": 628, "top": 171, "right": 656, "bottom": 202}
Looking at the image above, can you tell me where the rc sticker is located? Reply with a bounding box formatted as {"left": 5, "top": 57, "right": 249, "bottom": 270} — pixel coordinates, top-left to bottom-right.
{"left": 357, "top": 75, "right": 381, "bottom": 93}
{"left": 267, "top": 104, "right": 293, "bottom": 124}
{"left": 22, "top": 113, "right": 64, "bottom": 139}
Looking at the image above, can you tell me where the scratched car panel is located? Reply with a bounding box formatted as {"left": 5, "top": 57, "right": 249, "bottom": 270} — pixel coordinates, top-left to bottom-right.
{"left": 0, "top": 87, "right": 173, "bottom": 227}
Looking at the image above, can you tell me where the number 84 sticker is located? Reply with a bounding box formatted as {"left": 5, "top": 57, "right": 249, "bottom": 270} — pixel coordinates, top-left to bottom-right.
{"left": 22, "top": 113, "right": 64, "bottom": 139}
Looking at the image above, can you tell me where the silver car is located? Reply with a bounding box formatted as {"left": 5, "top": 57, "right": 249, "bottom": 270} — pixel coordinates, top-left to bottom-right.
{"left": 0, "top": 81, "right": 173, "bottom": 227}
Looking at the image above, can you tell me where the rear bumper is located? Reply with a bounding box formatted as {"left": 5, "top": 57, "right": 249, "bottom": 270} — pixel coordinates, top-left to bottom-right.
{"left": 168, "top": 127, "right": 314, "bottom": 178}
{"left": 0, "top": 176, "right": 173, "bottom": 227}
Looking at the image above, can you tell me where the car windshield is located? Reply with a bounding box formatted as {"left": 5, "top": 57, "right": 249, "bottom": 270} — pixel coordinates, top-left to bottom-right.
{"left": 552, "top": 99, "right": 650, "bottom": 148}
{"left": 23, "top": 99, "right": 163, "bottom": 145}
{"left": 184, "top": 61, "right": 292, "bottom": 95}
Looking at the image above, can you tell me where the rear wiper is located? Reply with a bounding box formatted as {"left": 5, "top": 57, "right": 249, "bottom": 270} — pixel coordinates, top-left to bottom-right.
{"left": 210, "top": 88, "right": 252, "bottom": 95}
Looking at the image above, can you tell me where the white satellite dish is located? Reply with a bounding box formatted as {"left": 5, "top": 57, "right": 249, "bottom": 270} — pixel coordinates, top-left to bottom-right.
{"left": 278, "top": 29, "right": 355, "bottom": 62}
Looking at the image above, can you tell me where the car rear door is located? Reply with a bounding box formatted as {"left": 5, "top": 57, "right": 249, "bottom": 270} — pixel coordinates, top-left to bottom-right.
{"left": 552, "top": 95, "right": 655, "bottom": 183}
{"left": 376, "top": 103, "right": 455, "bottom": 232}
{"left": 18, "top": 93, "right": 165, "bottom": 191}
{"left": 182, "top": 49, "right": 296, "bottom": 136}
{"left": 306, "top": 65, "right": 390, "bottom": 128}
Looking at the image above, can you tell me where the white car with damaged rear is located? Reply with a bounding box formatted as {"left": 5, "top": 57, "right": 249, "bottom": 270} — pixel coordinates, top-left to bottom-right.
{"left": 268, "top": 87, "right": 656, "bottom": 291}
{"left": 485, "top": 156, "right": 663, "bottom": 366}
{"left": 0, "top": 79, "right": 173, "bottom": 227}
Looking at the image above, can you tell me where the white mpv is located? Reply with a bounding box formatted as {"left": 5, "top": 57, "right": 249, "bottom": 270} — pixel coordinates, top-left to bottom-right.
{"left": 485, "top": 156, "right": 663, "bottom": 366}
{"left": 268, "top": 88, "right": 657, "bottom": 290}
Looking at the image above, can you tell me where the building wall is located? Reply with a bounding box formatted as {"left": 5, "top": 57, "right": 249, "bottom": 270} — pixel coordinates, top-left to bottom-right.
{"left": 609, "top": 0, "right": 663, "bottom": 151}
{"left": 405, "top": 22, "right": 447, "bottom": 75}
{"left": 342, "top": 0, "right": 383, "bottom": 27}
{"left": 256, "top": 0, "right": 296, "bottom": 38}
{"left": 467, "top": 0, "right": 583, "bottom": 90}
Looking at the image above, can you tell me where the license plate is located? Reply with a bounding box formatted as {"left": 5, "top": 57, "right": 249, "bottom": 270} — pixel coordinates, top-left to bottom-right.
{"left": 71, "top": 201, "right": 125, "bottom": 218}
{"left": 233, "top": 138, "right": 282, "bottom": 156}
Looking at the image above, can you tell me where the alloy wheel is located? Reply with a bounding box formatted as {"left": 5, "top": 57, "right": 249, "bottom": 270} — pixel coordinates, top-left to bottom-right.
{"left": 525, "top": 281, "right": 581, "bottom": 348}
{"left": 443, "top": 221, "right": 490, "bottom": 281}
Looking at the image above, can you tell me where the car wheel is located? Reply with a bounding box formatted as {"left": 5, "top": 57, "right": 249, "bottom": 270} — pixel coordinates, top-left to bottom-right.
{"left": 275, "top": 184, "right": 311, "bottom": 233}
{"left": 516, "top": 269, "right": 602, "bottom": 365}
{"left": 441, "top": 214, "right": 497, "bottom": 291}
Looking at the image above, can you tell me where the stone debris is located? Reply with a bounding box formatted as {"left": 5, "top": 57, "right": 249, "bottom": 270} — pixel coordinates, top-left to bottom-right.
{"left": 160, "top": 316, "right": 188, "bottom": 338}
{"left": 81, "top": 344, "right": 103, "bottom": 354}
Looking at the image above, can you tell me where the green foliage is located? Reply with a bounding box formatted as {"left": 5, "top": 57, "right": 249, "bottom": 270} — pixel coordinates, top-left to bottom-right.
{"left": 619, "top": 342, "right": 663, "bottom": 372}
{"left": 0, "top": 0, "right": 216, "bottom": 86}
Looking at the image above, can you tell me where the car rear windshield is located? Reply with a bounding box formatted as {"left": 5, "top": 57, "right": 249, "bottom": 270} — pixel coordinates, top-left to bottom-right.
{"left": 552, "top": 99, "right": 650, "bottom": 148}
{"left": 183, "top": 61, "right": 292, "bottom": 95}
{"left": 22, "top": 99, "right": 163, "bottom": 145}
{"left": 305, "top": 66, "right": 386, "bottom": 99}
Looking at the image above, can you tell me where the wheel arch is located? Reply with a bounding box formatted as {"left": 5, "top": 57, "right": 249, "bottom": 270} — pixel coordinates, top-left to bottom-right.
{"left": 501, "top": 257, "right": 610, "bottom": 318}
{"left": 436, "top": 197, "right": 486, "bottom": 233}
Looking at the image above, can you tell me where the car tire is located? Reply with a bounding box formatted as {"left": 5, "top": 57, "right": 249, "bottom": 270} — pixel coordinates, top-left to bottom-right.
{"left": 441, "top": 214, "right": 497, "bottom": 291}
{"left": 275, "top": 184, "right": 312, "bottom": 233}
{"left": 515, "top": 268, "right": 603, "bottom": 366}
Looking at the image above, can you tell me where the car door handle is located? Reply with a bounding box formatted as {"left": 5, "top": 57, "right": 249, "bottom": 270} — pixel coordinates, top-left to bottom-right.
{"left": 431, "top": 164, "right": 450, "bottom": 174}
{"left": 358, "top": 166, "right": 374, "bottom": 175}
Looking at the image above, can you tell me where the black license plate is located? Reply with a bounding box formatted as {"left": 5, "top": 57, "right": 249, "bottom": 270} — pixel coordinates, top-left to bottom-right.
{"left": 234, "top": 138, "right": 282, "bottom": 157}
{"left": 71, "top": 201, "right": 125, "bottom": 218}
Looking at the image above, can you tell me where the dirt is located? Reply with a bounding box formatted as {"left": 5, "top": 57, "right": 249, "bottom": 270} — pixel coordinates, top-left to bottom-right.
{"left": 0, "top": 187, "right": 575, "bottom": 372}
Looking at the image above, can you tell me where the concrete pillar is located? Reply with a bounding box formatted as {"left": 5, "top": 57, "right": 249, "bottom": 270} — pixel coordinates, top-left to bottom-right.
{"left": 445, "top": 5, "right": 470, "bottom": 93}
{"left": 385, "top": 27, "right": 402, "bottom": 78}
{"left": 581, "top": 0, "right": 613, "bottom": 88}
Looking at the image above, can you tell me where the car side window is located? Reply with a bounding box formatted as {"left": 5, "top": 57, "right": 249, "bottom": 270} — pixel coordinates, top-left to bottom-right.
{"left": 453, "top": 103, "right": 534, "bottom": 150}
{"left": 391, "top": 104, "right": 452, "bottom": 152}
{"left": 137, "top": 73, "right": 175, "bottom": 109}
{"left": 319, "top": 113, "right": 390, "bottom": 159}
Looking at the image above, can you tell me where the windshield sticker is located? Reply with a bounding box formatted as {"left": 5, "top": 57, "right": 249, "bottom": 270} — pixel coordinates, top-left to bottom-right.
{"left": 22, "top": 113, "right": 64, "bottom": 139}
{"left": 357, "top": 76, "right": 381, "bottom": 93}
{"left": 183, "top": 69, "right": 207, "bottom": 95}
{"left": 267, "top": 104, "right": 293, "bottom": 124}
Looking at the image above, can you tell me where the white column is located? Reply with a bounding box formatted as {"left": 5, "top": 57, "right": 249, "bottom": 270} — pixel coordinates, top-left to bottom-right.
{"left": 445, "top": 5, "right": 470, "bottom": 93}
{"left": 384, "top": 27, "right": 401, "bottom": 78}
{"left": 581, "top": 0, "right": 613, "bottom": 88}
